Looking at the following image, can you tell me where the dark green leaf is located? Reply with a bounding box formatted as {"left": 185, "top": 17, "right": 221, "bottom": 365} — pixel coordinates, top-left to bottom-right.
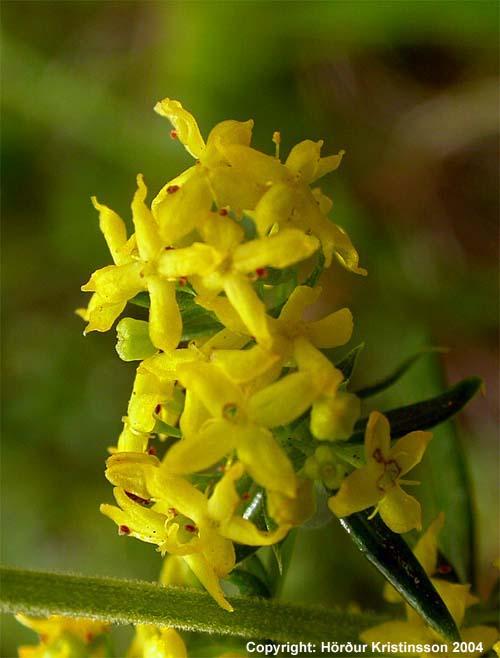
{"left": 339, "top": 510, "right": 460, "bottom": 642}
{"left": 347, "top": 377, "right": 482, "bottom": 444}
{"left": 355, "top": 348, "right": 447, "bottom": 399}
{"left": 129, "top": 292, "right": 150, "bottom": 308}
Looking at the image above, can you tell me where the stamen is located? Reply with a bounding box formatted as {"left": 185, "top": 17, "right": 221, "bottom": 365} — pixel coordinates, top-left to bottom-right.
{"left": 241, "top": 492, "right": 251, "bottom": 501}
{"left": 184, "top": 524, "right": 197, "bottom": 533}
{"left": 147, "top": 446, "right": 157, "bottom": 456}
{"left": 167, "top": 185, "right": 180, "bottom": 194}
{"left": 119, "top": 525, "right": 131, "bottom": 535}
{"left": 218, "top": 208, "right": 228, "bottom": 216}
{"left": 272, "top": 131, "right": 281, "bottom": 159}
{"left": 178, "top": 276, "right": 188, "bottom": 286}
{"left": 170, "top": 130, "right": 178, "bottom": 140}
{"left": 154, "top": 404, "right": 162, "bottom": 415}
{"left": 168, "top": 507, "right": 178, "bottom": 517}
{"left": 125, "top": 491, "right": 151, "bottom": 506}
{"left": 255, "top": 267, "right": 268, "bottom": 279}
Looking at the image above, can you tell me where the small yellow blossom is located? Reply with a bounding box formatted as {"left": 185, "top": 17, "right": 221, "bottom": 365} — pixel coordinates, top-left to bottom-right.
{"left": 162, "top": 361, "right": 322, "bottom": 497}
{"left": 329, "top": 411, "right": 432, "bottom": 533}
{"left": 16, "top": 615, "right": 109, "bottom": 658}
{"left": 79, "top": 177, "right": 182, "bottom": 352}
{"left": 127, "top": 625, "right": 187, "bottom": 658}
{"left": 101, "top": 454, "right": 290, "bottom": 609}
{"left": 303, "top": 445, "right": 350, "bottom": 489}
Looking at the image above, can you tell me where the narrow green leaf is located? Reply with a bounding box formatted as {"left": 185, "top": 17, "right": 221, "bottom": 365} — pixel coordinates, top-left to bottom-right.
{"left": 338, "top": 512, "right": 461, "bottom": 643}
{"left": 355, "top": 348, "right": 447, "bottom": 399}
{"left": 153, "top": 419, "right": 182, "bottom": 438}
{"left": 0, "top": 567, "right": 388, "bottom": 643}
{"left": 129, "top": 291, "right": 150, "bottom": 308}
{"left": 347, "top": 377, "right": 482, "bottom": 444}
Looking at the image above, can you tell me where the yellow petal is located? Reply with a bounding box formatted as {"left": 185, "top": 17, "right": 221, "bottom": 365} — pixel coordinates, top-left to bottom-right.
{"left": 223, "top": 274, "right": 271, "bottom": 346}
{"left": 162, "top": 419, "right": 235, "bottom": 475}
{"left": 211, "top": 345, "right": 279, "bottom": 383}
{"left": 414, "top": 513, "right": 445, "bottom": 577}
{"left": 179, "top": 390, "right": 211, "bottom": 437}
{"left": 205, "top": 119, "right": 254, "bottom": 164}
{"left": 312, "top": 150, "right": 344, "bottom": 182}
{"left": 176, "top": 362, "right": 245, "bottom": 418}
{"left": 105, "top": 452, "right": 159, "bottom": 499}
{"left": 91, "top": 197, "right": 128, "bottom": 265}
{"left": 304, "top": 308, "right": 353, "bottom": 348}
{"left": 434, "top": 581, "right": 471, "bottom": 629}
{"left": 131, "top": 174, "right": 162, "bottom": 261}
{"left": 365, "top": 411, "right": 392, "bottom": 463}
{"left": 310, "top": 392, "right": 361, "bottom": 441}
{"left": 158, "top": 243, "right": 219, "bottom": 279}
{"left": 293, "top": 336, "right": 343, "bottom": 393}
{"left": 250, "top": 182, "right": 295, "bottom": 236}
{"left": 285, "top": 139, "right": 322, "bottom": 182}
{"left": 142, "top": 349, "right": 199, "bottom": 381}
{"left": 101, "top": 488, "right": 167, "bottom": 545}
{"left": 390, "top": 430, "right": 432, "bottom": 475}
{"left": 378, "top": 485, "right": 422, "bottom": 533}
{"left": 208, "top": 165, "right": 264, "bottom": 215}
{"left": 267, "top": 479, "right": 316, "bottom": 526}
{"left": 153, "top": 172, "right": 213, "bottom": 246}
{"left": 217, "top": 143, "right": 289, "bottom": 185}
{"left": 207, "top": 462, "right": 245, "bottom": 523}
{"left": 183, "top": 553, "right": 233, "bottom": 612}
{"left": 328, "top": 461, "right": 382, "bottom": 517}
{"left": 82, "top": 262, "right": 145, "bottom": 304}
{"left": 116, "top": 419, "right": 150, "bottom": 452}
{"left": 199, "top": 214, "right": 244, "bottom": 253}
{"left": 147, "top": 276, "right": 182, "bottom": 353}
{"left": 154, "top": 98, "right": 205, "bottom": 158}
{"left": 361, "top": 620, "right": 429, "bottom": 647}
{"left": 237, "top": 425, "right": 296, "bottom": 497}
{"left": 221, "top": 516, "right": 290, "bottom": 546}
{"left": 78, "top": 292, "right": 126, "bottom": 333}
{"left": 233, "top": 229, "right": 319, "bottom": 273}
{"left": 128, "top": 369, "right": 174, "bottom": 433}
{"left": 279, "top": 285, "right": 321, "bottom": 324}
{"left": 248, "top": 371, "right": 317, "bottom": 428}
{"left": 460, "top": 627, "right": 499, "bottom": 657}
{"left": 196, "top": 295, "right": 249, "bottom": 335}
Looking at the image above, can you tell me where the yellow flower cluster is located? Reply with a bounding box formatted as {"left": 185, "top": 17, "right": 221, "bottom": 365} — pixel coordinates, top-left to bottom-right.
{"left": 79, "top": 99, "right": 431, "bottom": 610}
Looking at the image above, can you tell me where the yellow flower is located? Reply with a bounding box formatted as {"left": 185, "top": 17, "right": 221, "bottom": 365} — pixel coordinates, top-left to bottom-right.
{"left": 329, "top": 411, "right": 432, "bottom": 533}
{"left": 162, "top": 361, "right": 322, "bottom": 497}
{"left": 16, "top": 615, "right": 109, "bottom": 658}
{"left": 154, "top": 98, "right": 364, "bottom": 273}
{"left": 303, "top": 445, "right": 350, "bottom": 489}
{"left": 101, "top": 454, "right": 289, "bottom": 610}
{"left": 361, "top": 516, "right": 499, "bottom": 656}
{"left": 157, "top": 212, "right": 319, "bottom": 346}
{"left": 127, "top": 625, "right": 187, "bottom": 658}
{"left": 79, "top": 176, "right": 182, "bottom": 352}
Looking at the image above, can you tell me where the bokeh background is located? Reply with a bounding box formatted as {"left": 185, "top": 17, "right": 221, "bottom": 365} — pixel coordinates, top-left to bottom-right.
{"left": 1, "top": 1, "right": 498, "bottom": 654}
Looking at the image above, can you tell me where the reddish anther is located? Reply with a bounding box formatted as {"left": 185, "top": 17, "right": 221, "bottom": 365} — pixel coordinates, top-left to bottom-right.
{"left": 255, "top": 267, "right": 268, "bottom": 278}
{"left": 170, "top": 130, "right": 178, "bottom": 139}
{"left": 218, "top": 208, "right": 228, "bottom": 216}
{"left": 184, "top": 524, "right": 197, "bottom": 533}
{"left": 154, "top": 404, "right": 162, "bottom": 414}
{"left": 148, "top": 446, "right": 157, "bottom": 456}
{"left": 242, "top": 492, "right": 251, "bottom": 501}
{"left": 168, "top": 507, "right": 178, "bottom": 516}
{"left": 125, "top": 491, "right": 150, "bottom": 506}
{"left": 178, "top": 276, "right": 188, "bottom": 286}
{"left": 167, "top": 185, "right": 180, "bottom": 194}
{"left": 119, "top": 525, "right": 131, "bottom": 535}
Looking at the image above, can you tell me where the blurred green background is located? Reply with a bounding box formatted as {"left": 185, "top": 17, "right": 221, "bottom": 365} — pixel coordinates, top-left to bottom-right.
{"left": 1, "top": 1, "right": 498, "bottom": 654}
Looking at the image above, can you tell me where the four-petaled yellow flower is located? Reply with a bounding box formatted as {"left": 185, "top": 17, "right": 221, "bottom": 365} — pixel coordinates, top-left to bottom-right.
{"left": 329, "top": 411, "right": 431, "bottom": 533}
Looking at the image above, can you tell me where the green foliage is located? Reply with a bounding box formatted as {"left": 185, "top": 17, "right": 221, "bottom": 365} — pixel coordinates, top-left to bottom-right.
{"left": 339, "top": 512, "right": 460, "bottom": 643}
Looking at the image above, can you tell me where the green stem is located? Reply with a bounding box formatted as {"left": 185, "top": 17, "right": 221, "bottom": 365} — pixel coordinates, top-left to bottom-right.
{"left": 1, "top": 566, "right": 386, "bottom": 643}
